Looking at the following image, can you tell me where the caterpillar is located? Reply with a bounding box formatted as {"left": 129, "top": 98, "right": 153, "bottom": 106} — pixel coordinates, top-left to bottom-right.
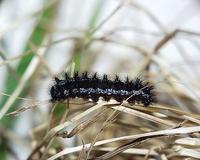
{"left": 50, "top": 72, "right": 155, "bottom": 106}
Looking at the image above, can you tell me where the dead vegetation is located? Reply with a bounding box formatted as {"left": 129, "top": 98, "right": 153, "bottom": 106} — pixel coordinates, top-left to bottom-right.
{"left": 0, "top": 0, "right": 200, "bottom": 160}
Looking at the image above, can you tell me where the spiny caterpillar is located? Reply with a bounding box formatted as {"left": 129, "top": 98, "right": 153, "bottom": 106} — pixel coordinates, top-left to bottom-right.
{"left": 50, "top": 72, "right": 155, "bottom": 106}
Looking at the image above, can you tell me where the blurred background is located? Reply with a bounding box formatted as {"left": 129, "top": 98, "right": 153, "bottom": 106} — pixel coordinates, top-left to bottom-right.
{"left": 0, "top": 0, "right": 200, "bottom": 159}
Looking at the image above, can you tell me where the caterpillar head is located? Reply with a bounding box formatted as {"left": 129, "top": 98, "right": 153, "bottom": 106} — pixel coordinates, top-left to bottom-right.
{"left": 50, "top": 78, "right": 69, "bottom": 102}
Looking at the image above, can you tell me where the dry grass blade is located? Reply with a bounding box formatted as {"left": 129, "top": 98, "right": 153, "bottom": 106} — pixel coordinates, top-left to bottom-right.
{"left": 27, "top": 101, "right": 117, "bottom": 159}
{"left": 175, "top": 137, "right": 200, "bottom": 146}
{"left": 78, "top": 138, "right": 87, "bottom": 160}
{"left": 113, "top": 105, "right": 175, "bottom": 127}
{"left": 95, "top": 147, "right": 158, "bottom": 156}
{"left": 92, "top": 134, "right": 163, "bottom": 160}
{"left": 0, "top": 37, "right": 49, "bottom": 119}
{"left": 173, "top": 146, "right": 200, "bottom": 159}
{"left": 89, "top": 3, "right": 122, "bottom": 35}
{"left": 56, "top": 108, "right": 108, "bottom": 138}
{"left": 154, "top": 29, "right": 200, "bottom": 53}
{"left": 0, "top": 49, "right": 34, "bottom": 67}
{"left": 47, "top": 126, "right": 200, "bottom": 160}
{"left": 152, "top": 104, "right": 200, "bottom": 119}
{"left": 85, "top": 106, "right": 119, "bottom": 159}
{"left": 6, "top": 100, "right": 50, "bottom": 116}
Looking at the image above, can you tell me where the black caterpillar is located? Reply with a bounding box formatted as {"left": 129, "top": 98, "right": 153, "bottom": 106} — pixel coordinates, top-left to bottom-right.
{"left": 50, "top": 72, "right": 155, "bottom": 106}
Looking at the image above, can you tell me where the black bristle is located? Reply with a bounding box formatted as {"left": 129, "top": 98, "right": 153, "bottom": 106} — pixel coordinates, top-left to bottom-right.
{"left": 125, "top": 76, "right": 129, "bottom": 83}
{"left": 115, "top": 75, "right": 120, "bottom": 82}
{"left": 65, "top": 73, "right": 70, "bottom": 79}
{"left": 103, "top": 74, "right": 108, "bottom": 81}
{"left": 55, "top": 77, "right": 60, "bottom": 83}
{"left": 74, "top": 71, "right": 79, "bottom": 78}
{"left": 82, "top": 72, "right": 88, "bottom": 78}
{"left": 93, "top": 72, "right": 98, "bottom": 79}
